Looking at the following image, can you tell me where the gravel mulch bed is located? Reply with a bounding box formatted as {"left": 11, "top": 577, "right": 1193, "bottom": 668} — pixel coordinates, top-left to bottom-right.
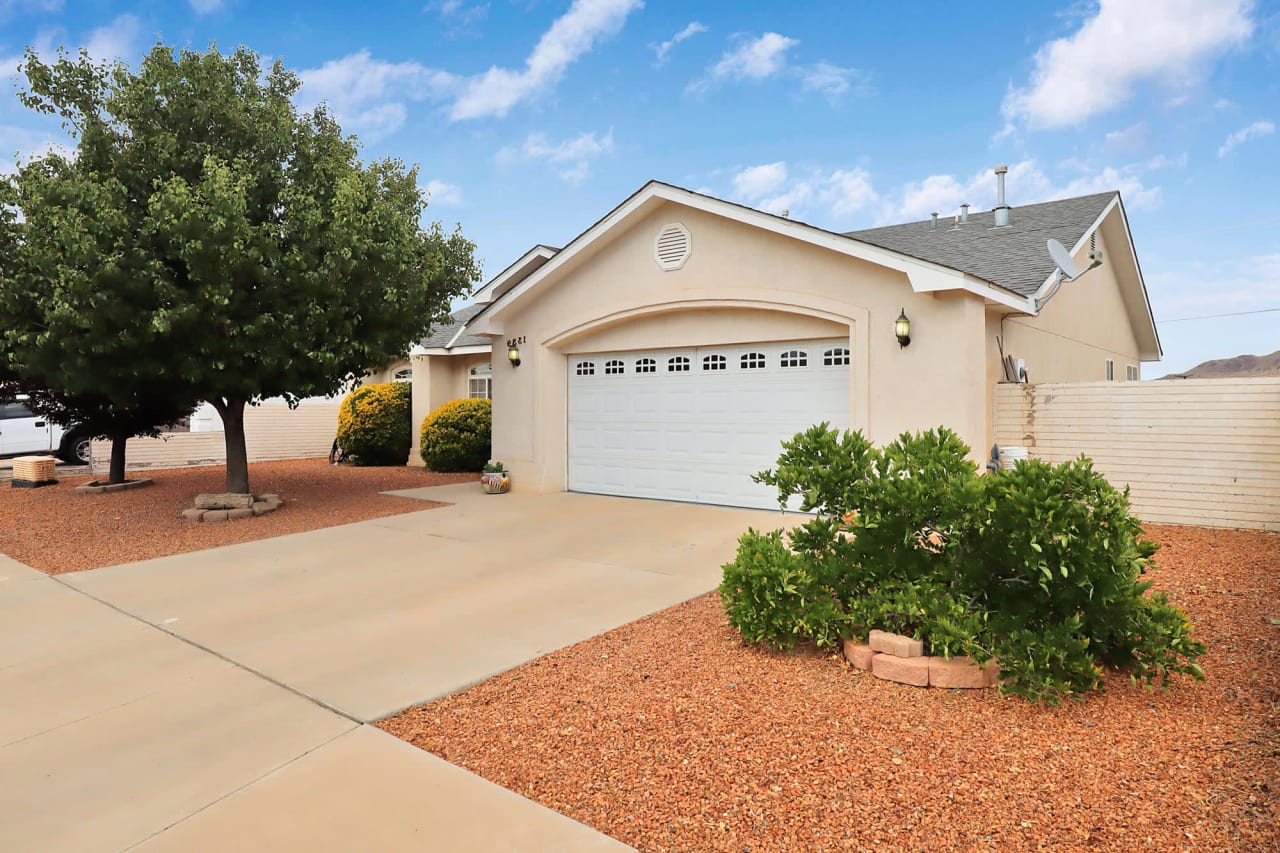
{"left": 0, "top": 458, "right": 475, "bottom": 574}
{"left": 381, "top": 523, "right": 1279, "bottom": 852}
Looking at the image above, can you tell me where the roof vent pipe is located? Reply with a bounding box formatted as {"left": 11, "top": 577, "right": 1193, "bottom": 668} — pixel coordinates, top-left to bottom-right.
{"left": 931, "top": 212, "right": 938, "bottom": 230}
{"left": 993, "top": 164, "right": 1010, "bottom": 227}
{"left": 959, "top": 203, "right": 970, "bottom": 223}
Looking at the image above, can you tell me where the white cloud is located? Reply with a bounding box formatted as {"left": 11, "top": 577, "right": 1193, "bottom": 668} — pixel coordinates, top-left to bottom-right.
{"left": 1218, "top": 119, "right": 1274, "bottom": 156}
{"left": 450, "top": 0, "right": 642, "bottom": 120}
{"left": 884, "top": 158, "right": 1170, "bottom": 223}
{"left": 729, "top": 162, "right": 878, "bottom": 223}
{"left": 82, "top": 14, "right": 143, "bottom": 64}
{"left": 427, "top": 0, "right": 489, "bottom": 37}
{"left": 188, "top": 0, "right": 224, "bottom": 14}
{"left": 1150, "top": 253, "right": 1280, "bottom": 318}
{"left": 690, "top": 31, "right": 796, "bottom": 93}
{"left": 731, "top": 162, "right": 788, "bottom": 199}
{"left": 0, "top": 0, "right": 62, "bottom": 19}
{"left": 506, "top": 129, "right": 615, "bottom": 183}
{"left": 1003, "top": 0, "right": 1254, "bottom": 129}
{"left": 689, "top": 33, "right": 870, "bottom": 102}
{"left": 423, "top": 179, "right": 463, "bottom": 206}
{"left": 0, "top": 125, "right": 72, "bottom": 174}
{"left": 801, "top": 62, "right": 871, "bottom": 98}
{"left": 2, "top": 14, "right": 141, "bottom": 80}
{"left": 819, "top": 169, "right": 878, "bottom": 219}
{"left": 299, "top": 50, "right": 459, "bottom": 139}
{"left": 653, "top": 21, "right": 706, "bottom": 66}
{"left": 1104, "top": 122, "right": 1150, "bottom": 155}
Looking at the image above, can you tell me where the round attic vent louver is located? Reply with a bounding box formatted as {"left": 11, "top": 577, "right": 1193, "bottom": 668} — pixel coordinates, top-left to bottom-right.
{"left": 654, "top": 222, "right": 691, "bottom": 271}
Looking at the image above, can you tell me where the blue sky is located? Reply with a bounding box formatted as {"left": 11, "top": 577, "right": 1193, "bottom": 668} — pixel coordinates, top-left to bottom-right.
{"left": 2, "top": 0, "right": 1276, "bottom": 374}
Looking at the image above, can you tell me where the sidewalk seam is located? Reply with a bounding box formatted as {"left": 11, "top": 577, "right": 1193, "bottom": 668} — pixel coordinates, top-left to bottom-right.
{"left": 50, "top": 575, "right": 366, "bottom": 725}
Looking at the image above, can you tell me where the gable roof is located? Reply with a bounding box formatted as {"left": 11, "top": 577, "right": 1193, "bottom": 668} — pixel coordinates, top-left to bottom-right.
{"left": 458, "top": 180, "right": 1158, "bottom": 360}
{"left": 416, "top": 304, "right": 488, "bottom": 349}
{"left": 844, "top": 192, "right": 1117, "bottom": 297}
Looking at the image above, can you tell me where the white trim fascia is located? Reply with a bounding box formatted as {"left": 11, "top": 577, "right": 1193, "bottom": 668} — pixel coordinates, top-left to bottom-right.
{"left": 471, "top": 245, "right": 558, "bottom": 305}
{"left": 1111, "top": 196, "right": 1162, "bottom": 360}
{"left": 1030, "top": 195, "right": 1118, "bottom": 306}
{"left": 413, "top": 344, "right": 491, "bottom": 357}
{"left": 468, "top": 182, "right": 1030, "bottom": 335}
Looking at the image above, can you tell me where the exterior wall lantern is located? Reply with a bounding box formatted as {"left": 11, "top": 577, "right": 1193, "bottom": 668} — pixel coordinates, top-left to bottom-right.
{"left": 894, "top": 308, "right": 912, "bottom": 348}
{"left": 506, "top": 336, "right": 525, "bottom": 367}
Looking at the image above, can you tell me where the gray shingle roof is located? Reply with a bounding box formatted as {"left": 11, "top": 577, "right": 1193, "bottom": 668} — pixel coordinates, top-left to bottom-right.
{"left": 843, "top": 192, "right": 1117, "bottom": 297}
{"left": 417, "top": 304, "right": 489, "bottom": 349}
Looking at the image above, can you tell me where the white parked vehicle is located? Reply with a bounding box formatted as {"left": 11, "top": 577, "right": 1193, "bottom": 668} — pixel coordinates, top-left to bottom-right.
{"left": 0, "top": 397, "right": 91, "bottom": 463}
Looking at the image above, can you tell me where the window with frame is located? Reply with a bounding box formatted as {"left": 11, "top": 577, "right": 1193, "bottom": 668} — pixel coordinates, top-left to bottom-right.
{"left": 740, "top": 352, "right": 766, "bottom": 369}
{"left": 635, "top": 358, "right": 657, "bottom": 374}
{"left": 702, "top": 354, "right": 727, "bottom": 371}
{"left": 780, "top": 350, "right": 808, "bottom": 368}
{"left": 668, "top": 356, "right": 690, "bottom": 372}
{"left": 1126, "top": 364, "right": 1138, "bottom": 381}
{"left": 392, "top": 366, "right": 413, "bottom": 382}
{"left": 1105, "top": 359, "right": 1115, "bottom": 381}
{"left": 468, "top": 364, "right": 492, "bottom": 399}
{"left": 604, "top": 359, "right": 625, "bottom": 375}
{"left": 823, "top": 347, "right": 850, "bottom": 366}
{"left": 575, "top": 361, "right": 595, "bottom": 376}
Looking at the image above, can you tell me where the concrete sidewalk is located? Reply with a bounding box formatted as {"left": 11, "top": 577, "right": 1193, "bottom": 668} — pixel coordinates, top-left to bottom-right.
{"left": 2, "top": 486, "right": 785, "bottom": 850}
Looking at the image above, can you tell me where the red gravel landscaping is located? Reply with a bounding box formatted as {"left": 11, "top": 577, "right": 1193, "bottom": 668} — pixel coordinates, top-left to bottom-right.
{"left": 0, "top": 458, "right": 474, "bottom": 574}
{"left": 381, "top": 523, "right": 1279, "bottom": 852}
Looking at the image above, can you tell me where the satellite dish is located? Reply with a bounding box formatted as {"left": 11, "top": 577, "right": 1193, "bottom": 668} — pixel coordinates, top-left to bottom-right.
{"left": 1047, "top": 239, "right": 1081, "bottom": 280}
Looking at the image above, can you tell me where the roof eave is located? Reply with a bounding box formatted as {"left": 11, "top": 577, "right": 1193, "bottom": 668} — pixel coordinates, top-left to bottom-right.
{"left": 467, "top": 181, "right": 1032, "bottom": 336}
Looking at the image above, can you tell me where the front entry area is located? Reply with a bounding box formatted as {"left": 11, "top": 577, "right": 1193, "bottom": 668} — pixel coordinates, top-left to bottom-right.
{"left": 567, "top": 338, "right": 851, "bottom": 509}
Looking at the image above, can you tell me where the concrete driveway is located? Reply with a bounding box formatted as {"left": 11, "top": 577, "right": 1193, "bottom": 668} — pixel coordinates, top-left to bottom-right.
{"left": 1, "top": 484, "right": 784, "bottom": 851}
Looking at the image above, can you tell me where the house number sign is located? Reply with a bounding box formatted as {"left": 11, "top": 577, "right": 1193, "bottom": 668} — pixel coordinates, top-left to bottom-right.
{"left": 506, "top": 336, "right": 526, "bottom": 347}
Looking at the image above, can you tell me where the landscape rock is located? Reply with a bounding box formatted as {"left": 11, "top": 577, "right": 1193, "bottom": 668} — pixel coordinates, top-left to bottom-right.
{"left": 195, "top": 492, "right": 255, "bottom": 510}
{"left": 928, "top": 656, "right": 998, "bottom": 689}
{"left": 227, "top": 507, "right": 254, "bottom": 520}
{"left": 250, "top": 501, "right": 274, "bottom": 516}
{"left": 202, "top": 509, "right": 230, "bottom": 522}
{"left": 841, "top": 640, "right": 876, "bottom": 671}
{"left": 871, "top": 653, "right": 930, "bottom": 686}
{"left": 868, "top": 629, "right": 925, "bottom": 658}
{"left": 180, "top": 508, "right": 205, "bottom": 522}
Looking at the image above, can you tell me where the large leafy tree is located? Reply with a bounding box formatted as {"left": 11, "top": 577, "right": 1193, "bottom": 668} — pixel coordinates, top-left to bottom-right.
{"left": 1, "top": 44, "right": 478, "bottom": 494}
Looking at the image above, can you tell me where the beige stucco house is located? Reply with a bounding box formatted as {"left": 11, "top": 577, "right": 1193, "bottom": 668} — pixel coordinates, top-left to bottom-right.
{"left": 407, "top": 176, "right": 1160, "bottom": 510}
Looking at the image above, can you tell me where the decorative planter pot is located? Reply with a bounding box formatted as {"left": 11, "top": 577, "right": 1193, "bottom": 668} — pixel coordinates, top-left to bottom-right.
{"left": 480, "top": 471, "right": 511, "bottom": 494}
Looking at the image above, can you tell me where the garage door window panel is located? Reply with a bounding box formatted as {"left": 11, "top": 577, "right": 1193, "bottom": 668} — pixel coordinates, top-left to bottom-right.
{"left": 823, "top": 348, "right": 850, "bottom": 366}
{"left": 781, "top": 350, "right": 808, "bottom": 368}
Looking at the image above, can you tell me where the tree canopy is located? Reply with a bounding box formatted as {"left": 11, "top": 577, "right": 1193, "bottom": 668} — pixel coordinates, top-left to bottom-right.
{"left": 0, "top": 43, "right": 480, "bottom": 493}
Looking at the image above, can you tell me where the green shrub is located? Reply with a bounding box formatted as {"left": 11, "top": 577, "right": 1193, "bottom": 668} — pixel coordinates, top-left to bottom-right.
{"left": 719, "top": 529, "right": 846, "bottom": 649}
{"left": 419, "top": 398, "right": 491, "bottom": 472}
{"left": 721, "top": 425, "right": 1206, "bottom": 703}
{"left": 336, "top": 382, "right": 412, "bottom": 466}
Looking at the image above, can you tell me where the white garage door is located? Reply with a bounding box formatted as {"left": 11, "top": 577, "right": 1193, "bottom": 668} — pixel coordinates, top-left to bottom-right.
{"left": 568, "top": 339, "right": 851, "bottom": 509}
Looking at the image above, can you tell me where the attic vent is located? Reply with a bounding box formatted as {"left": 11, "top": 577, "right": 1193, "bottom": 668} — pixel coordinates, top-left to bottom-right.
{"left": 654, "top": 222, "right": 691, "bottom": 271}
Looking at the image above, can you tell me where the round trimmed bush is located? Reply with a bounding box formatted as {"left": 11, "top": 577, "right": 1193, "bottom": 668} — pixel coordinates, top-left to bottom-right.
{"left": 420, "top": 398, "right": 491, "bottom": 472}
{"left": 336, "top": 382, "right": 412, "bottom": 466}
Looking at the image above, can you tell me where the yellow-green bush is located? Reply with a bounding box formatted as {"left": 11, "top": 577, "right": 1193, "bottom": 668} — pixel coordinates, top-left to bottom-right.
{"left": 420, "top": 398, "right": 491, "bottom": 472}
{"left": 336, "top": 382, "right": 412, "bottom": 466}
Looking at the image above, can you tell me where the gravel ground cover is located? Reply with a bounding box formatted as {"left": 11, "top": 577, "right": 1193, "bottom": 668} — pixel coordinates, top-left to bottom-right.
{"left": 382, "top": 523, "right": 1279, "bottom": 852}
{"left": 0, "top": 458, "right": 474, "bottom": 574}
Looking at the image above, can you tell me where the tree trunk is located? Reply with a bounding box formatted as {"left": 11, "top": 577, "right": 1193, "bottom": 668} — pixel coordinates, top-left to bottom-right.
{"left": 108, "top": 434, "right": 128, "bottom": 485}
{"left": 217, "top": 397, "right": 251, "bottom": 494}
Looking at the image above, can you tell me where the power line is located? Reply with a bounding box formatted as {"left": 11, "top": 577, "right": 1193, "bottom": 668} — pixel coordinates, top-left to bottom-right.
{"left": 1158, "top": 307, "right": 1280, "bottom": 324}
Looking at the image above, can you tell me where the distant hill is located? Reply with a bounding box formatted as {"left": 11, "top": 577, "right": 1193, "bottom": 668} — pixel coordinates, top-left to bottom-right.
{"left": 1160, "top": 351, "right": 1280, "bottom": 379}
